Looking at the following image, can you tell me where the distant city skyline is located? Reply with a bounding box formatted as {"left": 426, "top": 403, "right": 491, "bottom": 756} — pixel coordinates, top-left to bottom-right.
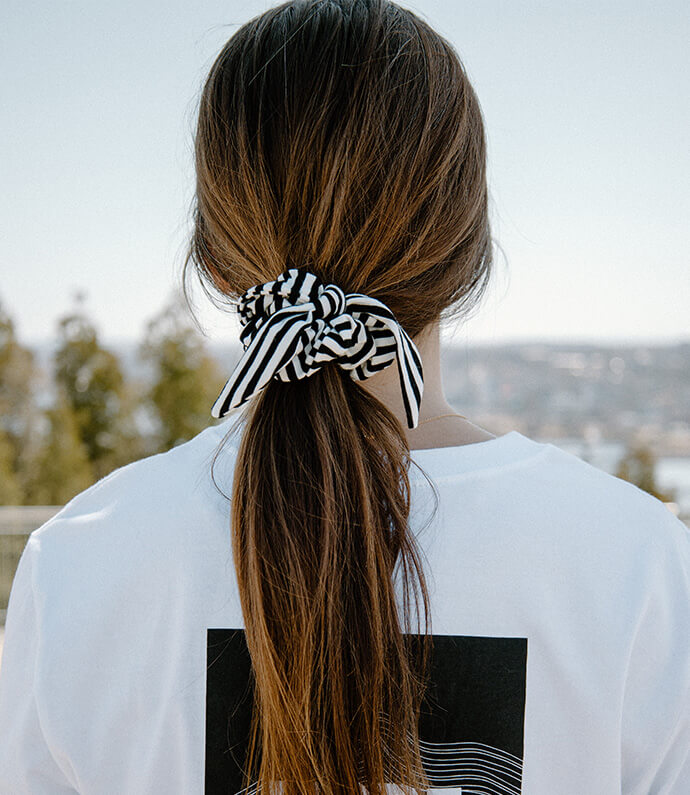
{"left": 2, "top": 0, "right": 688, "bottom": 346}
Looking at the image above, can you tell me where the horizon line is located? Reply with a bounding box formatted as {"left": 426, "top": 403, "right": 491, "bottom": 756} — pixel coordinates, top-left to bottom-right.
{"left": 21, "top": 334, "right": 690, "bottom": 350}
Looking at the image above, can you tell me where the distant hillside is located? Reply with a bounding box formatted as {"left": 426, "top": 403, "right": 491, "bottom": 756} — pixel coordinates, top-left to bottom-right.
{"left": 26, "top": 338, "right": 690, "bottom": 456}
{"left": 439, "top": 341, "right": 690, "bottom": 455}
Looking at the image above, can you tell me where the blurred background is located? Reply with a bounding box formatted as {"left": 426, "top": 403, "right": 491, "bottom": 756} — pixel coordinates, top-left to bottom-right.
{"left": 1, "top": 0, "right": 689, "bottom": 656}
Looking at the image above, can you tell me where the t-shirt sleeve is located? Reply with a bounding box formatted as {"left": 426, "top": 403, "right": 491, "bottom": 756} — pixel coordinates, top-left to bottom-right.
{"left": 621, "top": 509, "right": 690, "bottom": 794}
{"left": 0, "top": 537, "right": 77, "bottom": 794}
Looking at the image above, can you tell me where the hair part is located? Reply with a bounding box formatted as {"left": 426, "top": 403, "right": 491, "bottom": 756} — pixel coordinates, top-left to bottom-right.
{"left": 186, "top": 0, "right": 494, "bottom": 792}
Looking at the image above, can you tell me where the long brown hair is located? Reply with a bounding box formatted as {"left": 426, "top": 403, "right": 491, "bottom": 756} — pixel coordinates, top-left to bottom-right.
{"left": 184, "top": 1, "right": 493, "bottom": 792}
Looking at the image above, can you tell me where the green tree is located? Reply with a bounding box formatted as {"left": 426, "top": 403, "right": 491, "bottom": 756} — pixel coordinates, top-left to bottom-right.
{"left": 0, "top": 428, "right": 23, "bottom": 505}
{"left": 0, "top": 299, "right": 37, "bottom": 500}
{"left": 106, "top": 377, "right": 154, "bottom": 467}
{"left": 615, "top": 442, "right": 676, "bottom": 504}
{"left": 54, "top": 296, "right": 126, "bottom": 478}
{"left": 25, "top": 394, "right": 94, "bottom": 505}
{"left": 139, "top": 294, "right": 224, "bottom": 452}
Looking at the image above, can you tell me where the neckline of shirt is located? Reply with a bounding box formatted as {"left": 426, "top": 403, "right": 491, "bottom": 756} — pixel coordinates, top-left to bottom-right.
{"left": 210, "top": 419, "right": 548, "bottom": 481}
{"left": 408, "top": 430, "right": 550, "bottom": 481}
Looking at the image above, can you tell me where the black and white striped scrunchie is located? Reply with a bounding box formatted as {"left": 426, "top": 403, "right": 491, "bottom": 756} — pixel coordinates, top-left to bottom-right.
{"left": 211, "top": 268, "right": 424, "bottom": 428}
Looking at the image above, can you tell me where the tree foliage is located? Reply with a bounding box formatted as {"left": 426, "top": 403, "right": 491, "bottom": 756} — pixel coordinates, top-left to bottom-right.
{"left": 25, "top": 394, "right": 94, "bottom": 506}
{"left": 0, "top": 301, "right": 37, "bottom": 495}
{"left": 139, "top": 294, "right": 224, "bottom": 453}
{"left": 0, "top": 429, "right": 23, "bottom": 505}
{"left": 53, "top": 297, "right": 126, "bottom": 478}
{"left": 0, "top": 292, "right": 228, "bottom": 505}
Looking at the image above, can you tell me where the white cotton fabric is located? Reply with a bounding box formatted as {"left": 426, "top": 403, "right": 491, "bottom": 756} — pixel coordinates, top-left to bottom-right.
{"left": 0, "top": 418, "right": 689, "bottom": 794}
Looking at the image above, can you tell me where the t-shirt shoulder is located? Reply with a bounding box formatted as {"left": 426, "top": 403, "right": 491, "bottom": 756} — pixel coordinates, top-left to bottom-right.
{"left": 543, "top": 440, "right": 687, "bottom": 536}
{"left": 411, "top": 431, "right": 689, "bottom": 564}
{"left": 29, "top": 418, "right": 241, "bottom": 549}
{"left": 518, "top": 438, "right": 690, "bottom": 570}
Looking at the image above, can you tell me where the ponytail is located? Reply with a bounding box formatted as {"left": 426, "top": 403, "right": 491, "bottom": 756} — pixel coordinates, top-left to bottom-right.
{"left": 226, "top": 363, "right": 433, "bottom": 793}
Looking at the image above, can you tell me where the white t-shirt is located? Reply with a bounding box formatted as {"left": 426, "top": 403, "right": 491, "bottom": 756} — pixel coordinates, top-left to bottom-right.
{"left": 0, "top": 419, "right": 689, "bottom": 795}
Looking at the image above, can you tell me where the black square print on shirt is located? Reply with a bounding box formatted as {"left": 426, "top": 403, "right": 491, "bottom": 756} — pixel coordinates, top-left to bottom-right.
{"left": 205, "top": 631, "right": 527, "bottom": 794}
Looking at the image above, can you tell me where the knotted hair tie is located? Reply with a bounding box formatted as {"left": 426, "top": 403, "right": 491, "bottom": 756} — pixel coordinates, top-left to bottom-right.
{"left": 210, "top": 267, "right": 424, "bottom": 428}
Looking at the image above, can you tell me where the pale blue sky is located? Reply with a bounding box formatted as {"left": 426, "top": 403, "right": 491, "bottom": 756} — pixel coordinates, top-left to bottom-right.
{"left": 1, "top": 0, "right": 688, "bottom": 347}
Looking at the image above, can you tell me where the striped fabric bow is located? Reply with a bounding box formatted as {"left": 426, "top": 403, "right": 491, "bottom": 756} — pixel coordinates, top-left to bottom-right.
{"left": 211, "top": 268, "right": 424, "bottom": 428}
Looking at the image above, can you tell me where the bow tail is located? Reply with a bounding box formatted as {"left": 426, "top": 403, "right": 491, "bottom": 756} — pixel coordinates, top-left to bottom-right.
{"left": 380, "top": 318, "right": 424, "bottom": 429}
{"left": 211, "top": 309, "right": 310, "bottom": 419}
